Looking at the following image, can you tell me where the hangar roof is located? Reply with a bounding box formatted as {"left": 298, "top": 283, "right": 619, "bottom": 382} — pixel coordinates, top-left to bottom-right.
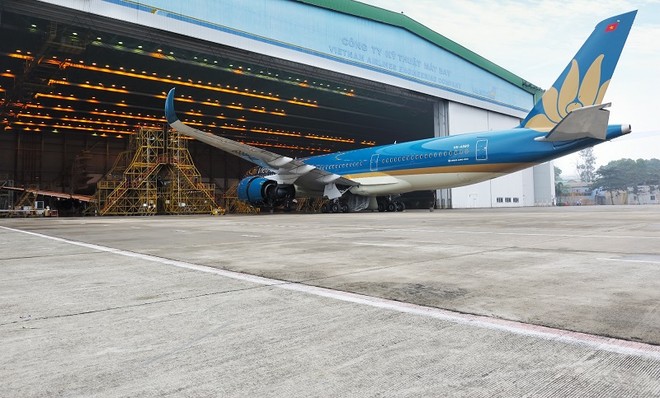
{"left": 297, "top": 0, "right": 542, "bottom": 98}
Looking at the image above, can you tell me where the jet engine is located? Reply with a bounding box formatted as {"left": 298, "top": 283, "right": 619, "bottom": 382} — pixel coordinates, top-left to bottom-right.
{"left": 237, "top": 176, "right": 295, "bottom": 207}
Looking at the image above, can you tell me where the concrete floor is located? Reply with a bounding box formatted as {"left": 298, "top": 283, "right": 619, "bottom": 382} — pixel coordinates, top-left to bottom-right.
{"left": 1, "top": 205, "right": 659, "bottom": 397}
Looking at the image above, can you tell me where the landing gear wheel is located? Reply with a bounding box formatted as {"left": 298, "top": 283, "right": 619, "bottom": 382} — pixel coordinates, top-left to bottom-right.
{"left": 378, "top": 202, "right": 386, "bottom": 212}
{"left": 386, "top": 202, "right": 396, "bottom": 212}
{"left": 395, "top": 201, "right": 405, "bottom": 212}
{"left": 330, "top": 202, "right": 340, "bottom": 213}
{"left": 341, "top": 203, "right": 349, "bottom": 213}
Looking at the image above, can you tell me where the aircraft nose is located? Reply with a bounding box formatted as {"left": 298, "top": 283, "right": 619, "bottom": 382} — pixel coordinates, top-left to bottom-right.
{"left": 621, "top": 124, "right": 632, "bottom": 135}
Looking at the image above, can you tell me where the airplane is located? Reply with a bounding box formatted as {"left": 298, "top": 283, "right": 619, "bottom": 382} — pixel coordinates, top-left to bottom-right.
{"left": 165, "top": 10, "right": 636, "bottom": 213}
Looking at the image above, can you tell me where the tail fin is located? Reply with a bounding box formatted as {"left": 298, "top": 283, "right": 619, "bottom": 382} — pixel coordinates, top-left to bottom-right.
{"left": 521, "top": 10, "right": 636, "bottom": 129}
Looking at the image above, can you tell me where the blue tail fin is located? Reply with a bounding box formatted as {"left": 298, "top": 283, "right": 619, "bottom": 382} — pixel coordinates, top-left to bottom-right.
{"left": 521, "top": 10, "right": 636, "bottom": 129}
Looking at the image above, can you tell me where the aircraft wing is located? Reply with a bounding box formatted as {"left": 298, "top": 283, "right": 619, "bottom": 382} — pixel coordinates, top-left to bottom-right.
{"left": 165, "top": 88, "right": 357, "bottom": 191}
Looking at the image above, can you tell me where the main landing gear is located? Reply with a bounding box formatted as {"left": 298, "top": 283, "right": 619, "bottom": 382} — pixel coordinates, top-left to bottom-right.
{"left": 320, "top": 196, "right": 404, "bottom": 213}
{"left": 377, "top": 197, "right": 405, "bottom": 212}
{"left": 321, "top": 199, "right": 349, "bottom": 213}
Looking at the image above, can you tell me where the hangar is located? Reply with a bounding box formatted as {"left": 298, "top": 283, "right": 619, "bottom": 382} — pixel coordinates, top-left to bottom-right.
{"left": 0, "top": 0, "right": 553, "bottom": 213}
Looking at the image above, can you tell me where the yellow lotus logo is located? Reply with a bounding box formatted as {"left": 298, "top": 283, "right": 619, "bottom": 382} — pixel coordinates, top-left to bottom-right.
{"left": 524, "top": 54, "right": 609, "bottom": 129}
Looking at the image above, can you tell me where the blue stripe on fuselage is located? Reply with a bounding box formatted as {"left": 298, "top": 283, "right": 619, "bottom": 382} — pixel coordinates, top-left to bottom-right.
{"left": 302, "top": 125, "right": 627, "bottom": 176}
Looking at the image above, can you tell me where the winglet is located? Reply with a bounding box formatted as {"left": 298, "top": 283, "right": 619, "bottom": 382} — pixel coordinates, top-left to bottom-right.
{"left": 165, "top": 88, "right": 179, "bottom": 125}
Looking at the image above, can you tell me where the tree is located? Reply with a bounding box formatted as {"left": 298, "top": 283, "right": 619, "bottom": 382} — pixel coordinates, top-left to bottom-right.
{"left": 592, "top": 158, "right": 660, "bottom": 204}
{"left": 636, "top": 158, "right": 660, "bottom": 186}
{"left": 576, "top": 148, "right": 596, "bottom": 183}
{"left": 555, "top": 181, "right": 567, "bottom": 200}
{"left": 592, "top": 158, "right": 636, "bottom": 191}
{"left": 592, "top": 158, "right": 635, "bottom": 205}
{"left": 554, "top": 166, "right": 566, "bottom": 201}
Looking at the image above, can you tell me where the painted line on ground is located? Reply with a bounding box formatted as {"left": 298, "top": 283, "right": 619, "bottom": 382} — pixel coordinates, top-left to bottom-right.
{"left": 3, "top": 225, "right": 660, "bottom": 361}
{"left": 597, "top": 257, "right": 660, "bottom": 265}
{"left": 342, "top": 226, "right": 660, "bottom": 240}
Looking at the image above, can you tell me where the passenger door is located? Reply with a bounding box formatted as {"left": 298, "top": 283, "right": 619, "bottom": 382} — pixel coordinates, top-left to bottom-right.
{"left": 476, "top": 139, "right": 488, "bottom": 161}
{"left": 370, "top": 154, "right": 379, "bottom": 171}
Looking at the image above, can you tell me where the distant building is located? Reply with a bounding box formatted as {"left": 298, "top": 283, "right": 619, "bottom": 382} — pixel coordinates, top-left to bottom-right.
{"left": 595, "top": 185, "right": 659, "bottom": 205}
{"left": 594, "top": 189, "right": 628, "bottom": 205}
{"left": 557, "top": 179, "right": 595, "bottom": 206}
{"left": 626, "top": 186, "right": 659, "bottom": 205}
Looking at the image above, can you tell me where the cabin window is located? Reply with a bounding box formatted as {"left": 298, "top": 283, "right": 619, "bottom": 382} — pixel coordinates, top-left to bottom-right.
{"left": 496, "top": 197, "right": 503, "bottom": 203}
{"left": 513, "top": 198, "right": 519, "bottom": 203}
{"left": 505, "top": 197, "right": 512, "bottom": 203}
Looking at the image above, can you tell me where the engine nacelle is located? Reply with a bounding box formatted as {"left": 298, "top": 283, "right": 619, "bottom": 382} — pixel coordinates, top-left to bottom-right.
{"left": 237, "top": 176, "right": 295, "bottom": 206}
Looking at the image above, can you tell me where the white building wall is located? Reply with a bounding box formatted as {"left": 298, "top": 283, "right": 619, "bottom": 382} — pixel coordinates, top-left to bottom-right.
{"left": 533, "top": 162, "right": 555, "bottom": 206}
{"left": 447, "top": 102, "right": 490, "bottom": 133}
{"left": 448, "top": 102, "right": 532, "bottom": 208}
{"left": 489, "top": 173, "right": 524, "bottom": 207}
{"left": 522, "top": 168, "right": 536, "bottom": 206}
{"left": 455, "top": 182, "right": 493, "bottom": 208}
{"left": 487, "top": 111, "right": 518, "bottom": 131}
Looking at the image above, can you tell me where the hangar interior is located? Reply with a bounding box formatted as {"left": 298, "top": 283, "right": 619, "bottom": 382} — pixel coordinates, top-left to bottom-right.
{"left": 0, "top": 0, "right": 548, "bottom": 214}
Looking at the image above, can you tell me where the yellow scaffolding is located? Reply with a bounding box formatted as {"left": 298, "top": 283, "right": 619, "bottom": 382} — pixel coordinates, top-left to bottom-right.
{"left": 160, "top": 129, "right": 219, "bottom": 214}
{"left": 94, "top": 128, "right": 221, "bottom": 216}
{"left": 14, "top": 189, "right": 38, "bottom": 211}
{"left": 295, "top": 197, "right": 328, "bottom": 213}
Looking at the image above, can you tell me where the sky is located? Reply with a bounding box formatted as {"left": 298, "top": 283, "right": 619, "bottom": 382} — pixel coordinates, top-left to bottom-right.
{"left": 358, "top": 0, "right": 660, "bottom": 177}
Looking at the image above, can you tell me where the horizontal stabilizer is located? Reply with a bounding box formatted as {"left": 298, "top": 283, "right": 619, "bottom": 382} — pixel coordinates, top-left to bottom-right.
{"left": 536, "top": 103, "right": 611, "bottom": 142}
